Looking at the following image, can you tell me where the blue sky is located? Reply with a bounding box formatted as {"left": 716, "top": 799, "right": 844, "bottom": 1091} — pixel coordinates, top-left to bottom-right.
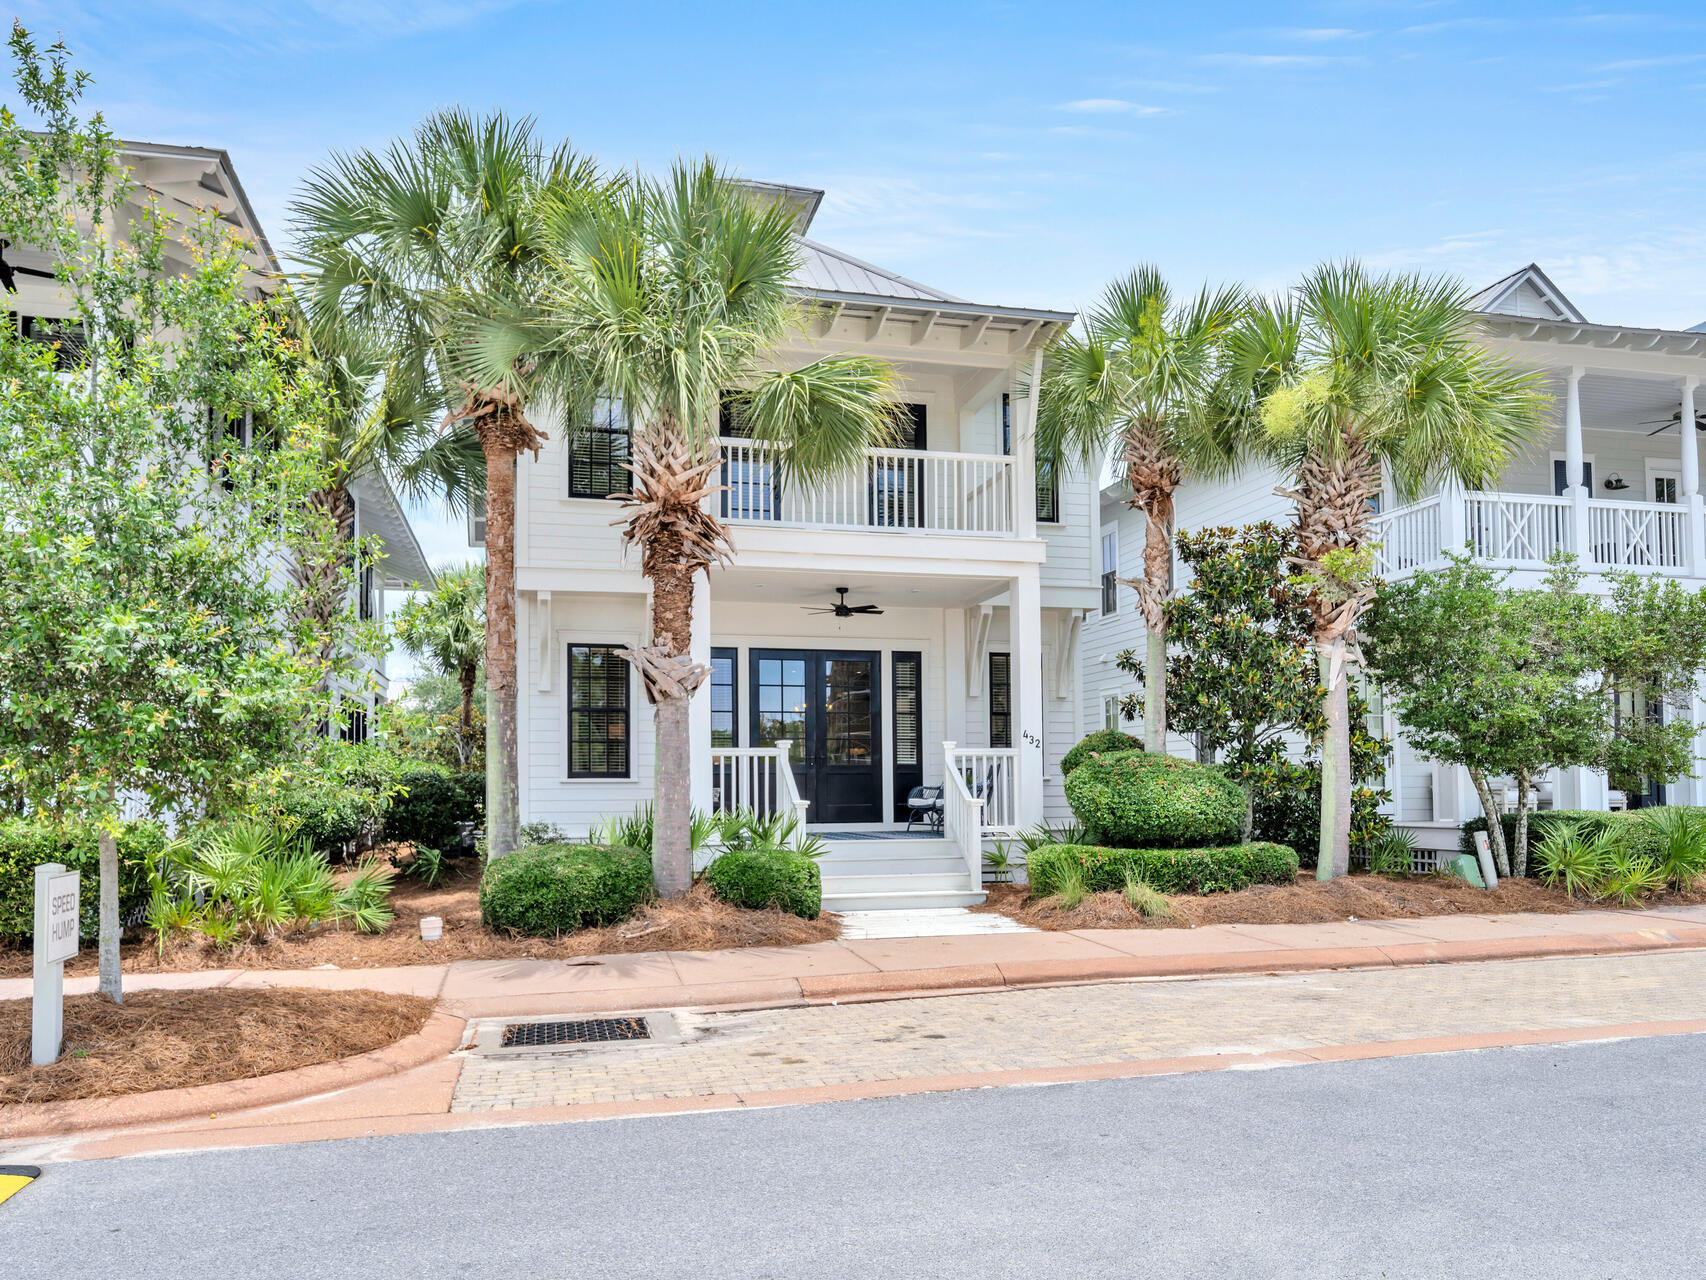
{"left": 15, "top": 0, "right": 1705, "bottom": 644}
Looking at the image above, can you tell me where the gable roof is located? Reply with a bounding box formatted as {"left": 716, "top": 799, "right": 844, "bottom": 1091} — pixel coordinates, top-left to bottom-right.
{"left": 1470, "top": 263, "right": 1587, "bottom": 324}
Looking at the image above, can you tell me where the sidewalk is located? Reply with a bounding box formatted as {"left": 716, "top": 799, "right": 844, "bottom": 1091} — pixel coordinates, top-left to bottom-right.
{"left": 7, "top": 903, "right": 1706, "bottom": 1162}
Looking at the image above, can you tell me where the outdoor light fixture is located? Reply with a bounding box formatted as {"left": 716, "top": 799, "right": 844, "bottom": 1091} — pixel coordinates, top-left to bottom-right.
{"left": 1603, "top": 473, "right": 1629, "bottom": 492}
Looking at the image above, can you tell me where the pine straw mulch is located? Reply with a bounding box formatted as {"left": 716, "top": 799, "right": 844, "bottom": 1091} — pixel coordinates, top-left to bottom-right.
{"left": 970, "top": 871, "right": 1697, "bottom": 932}
{"left": 0, "top": 872, "right": 841, "bottom": 977}
{"left": 0, "top": 987, "right": 433, "bottom": 1106}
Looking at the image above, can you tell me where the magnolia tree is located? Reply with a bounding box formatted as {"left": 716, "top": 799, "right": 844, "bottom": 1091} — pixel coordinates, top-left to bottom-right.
{"left": 393, "top": 564, "right": 486, "bottom": 770}
{"left": 0, "top": 28, "right": 380, "bottom": 1000}
{"left": 1362, "top": 555, "right": 1706, "bottom": 877}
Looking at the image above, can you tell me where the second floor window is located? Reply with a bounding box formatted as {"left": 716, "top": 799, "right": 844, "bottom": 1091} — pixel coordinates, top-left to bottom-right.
{"left": 358, "top": 562, "right": 378, "bottom": 621}
{"left": 1036, "top": 451, "right": 1060, "bottom": 523}
{"left": 1101, "top": 529, "right": 1120, "bottom": 614}
{"left": 570, "top": 401, "right": 631, "bottom": 500}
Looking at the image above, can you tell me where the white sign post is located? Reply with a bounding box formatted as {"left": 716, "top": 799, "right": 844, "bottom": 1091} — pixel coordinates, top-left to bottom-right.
{"left": 33, "top": 863, "right": 79, "bottom": 1067}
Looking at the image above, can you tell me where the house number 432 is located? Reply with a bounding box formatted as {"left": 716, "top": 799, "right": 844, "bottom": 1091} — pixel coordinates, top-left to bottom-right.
{"left": 1021, "top": 731, "right": 1042, "bottom": 748}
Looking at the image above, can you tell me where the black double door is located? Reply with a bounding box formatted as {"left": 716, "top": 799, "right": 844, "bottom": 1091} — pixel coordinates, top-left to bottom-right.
{"left": 749, "top": 650, "right": 882, "bottom": 825}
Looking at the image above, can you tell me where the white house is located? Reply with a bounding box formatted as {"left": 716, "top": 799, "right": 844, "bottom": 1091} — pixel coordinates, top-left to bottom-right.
{"left": 1, "top": 139, "right": 435, "bottom": 735}
{"left": 1085, "top": 264, "right": 1706, "bottom": 860}
{"left": 487, "top": 182, "right": 1091, "bottom": 909}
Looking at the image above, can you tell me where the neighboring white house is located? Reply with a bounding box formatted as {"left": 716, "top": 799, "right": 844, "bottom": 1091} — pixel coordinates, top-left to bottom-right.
{"left": 1, "top": 140, "right": 435, "bottom": 737}
{"left": 486, "top": 181, "right": 1090, "bottom": 908}
{"left": 1086, "top": 264, "right": 1706, "bottom": 858}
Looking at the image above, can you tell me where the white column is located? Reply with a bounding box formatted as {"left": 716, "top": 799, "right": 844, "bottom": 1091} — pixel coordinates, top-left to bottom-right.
{"left": 688, "top": 571, "right": 713, "bottom": 815}
{"left": 1015, "top": 348, "right": 1042, "bottom": 540}
{"left": 944, "top": 606, "right": 967, "bottom": 754}
{"left": 1564, "top": 367, "right": 1586, "bottom": 491}
{"left": 1012, "top": 567, "right": 1045, "bottom": 827}
{"left": 1440, "top": 475, "right": 1468, "bottom": 557}
{"left": 1682, "top": 376, "right": 1703, "bottom": 575}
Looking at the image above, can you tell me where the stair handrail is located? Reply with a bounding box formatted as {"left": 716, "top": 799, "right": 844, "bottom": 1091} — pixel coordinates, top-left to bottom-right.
{"left": 941, "top": 740, "right": 984, "bottom": 890}
{"left": 770, "top": 740, "right": 811, "bottom": 849}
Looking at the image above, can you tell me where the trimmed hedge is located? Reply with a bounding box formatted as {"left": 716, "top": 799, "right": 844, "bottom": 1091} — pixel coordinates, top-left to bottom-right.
{"left": 1027, "top": 841, "right": 1299, "bottom": 897}
{"left": 1460, "top": 809, "right": 1669, "bottom": 873}
{"left": 1065, "top": 750, "right": 1244, "bottom": 849}
{"left": 1060, "top": 729, "right": 1143, "bottom": 777}
{"left": 0, "top": 819, "right": 164, "bottom": 942}
{"left": 385, "top": 768, "right": 484, "bottom": 852}
{"left": 479, "top": 843, "right": 652, "bottom": 936}
{"left": 705, "top": 848, "right": 822, "bottom": 919}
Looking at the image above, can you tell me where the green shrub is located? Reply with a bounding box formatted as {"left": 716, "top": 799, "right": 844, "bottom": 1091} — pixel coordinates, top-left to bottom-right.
{"left": 1642, "top": 806, "right": 1706, "bottom": 891}
{"left": 1026, "top": 841, "right": 1298, "bottom": 896}
{"left": 1252, "top": 759, "right": 1390, "bottom": 870}
{"left": 479, "top": 843, "right": 652, "bottom": 936}
{"left": 704, "top": 848, "right": 822, "bottom": 919}
{"left": 384, "top": 767, "right": 483, "bottom": 852}
{"left": 1460, "top": 809, "right": 1669, "bottom": 873}
{"left": 1065, "top": 751, "right": 1244, "bottom": 849}
{"left": 1060, "top": 729, "right": 1143, "bottom": 777}
{"left": 0, "top": 819, "right": 163, "bottom": 943}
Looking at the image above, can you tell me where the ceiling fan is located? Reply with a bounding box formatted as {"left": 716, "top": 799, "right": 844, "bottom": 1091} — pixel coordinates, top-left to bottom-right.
{"left": 804, "top": 587, "right": 883, "bottom": 618}
{"left": 1642, "top": 408, "right": 1706, "bottom": 436}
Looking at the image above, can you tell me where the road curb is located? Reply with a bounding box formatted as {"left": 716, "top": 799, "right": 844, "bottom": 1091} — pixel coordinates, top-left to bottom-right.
{"left": 0, "top": 1010, "right": 466, "bottom": 1144}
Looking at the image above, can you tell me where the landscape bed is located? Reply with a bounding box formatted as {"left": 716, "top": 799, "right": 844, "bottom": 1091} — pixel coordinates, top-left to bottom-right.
{"left": 0, "top": 870, "right": 840, "bottom": 978}
{"left": 0, "top": 987, "right": 433, "bottom": 1105}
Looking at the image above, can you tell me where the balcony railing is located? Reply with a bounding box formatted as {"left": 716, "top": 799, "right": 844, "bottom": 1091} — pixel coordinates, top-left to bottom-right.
{"left": 1373, "top": 489, "right": 1701, "bottom": 578}
{"left": 719, "top": 438, "right": 1016, "bottom": 535}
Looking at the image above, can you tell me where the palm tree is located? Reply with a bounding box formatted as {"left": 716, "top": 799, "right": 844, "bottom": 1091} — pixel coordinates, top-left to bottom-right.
{"left": 393, "top": 563, "right": 486, "bottom": 768}
{"left": 1038, "top": 267, "right": 1246, "bottom": 752}
{"left": 1230, "top": 262, "right": 1549, "bottom": 878}
{"left": 455, "top": 160, "right": 901, "bottom": 896}
{"left": 290, "top": 110, "right": 606, "bottom": 860}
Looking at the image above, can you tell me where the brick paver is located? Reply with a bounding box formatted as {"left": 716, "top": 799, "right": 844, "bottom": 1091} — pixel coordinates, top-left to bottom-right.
{"left": 450, "top": 948, "right": 1706, "bottom": 1111}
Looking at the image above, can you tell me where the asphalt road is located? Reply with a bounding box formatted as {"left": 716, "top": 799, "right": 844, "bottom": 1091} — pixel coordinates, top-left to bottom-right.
{"left": 7, "top": 1033, "right": 1704, "bottom": 1279}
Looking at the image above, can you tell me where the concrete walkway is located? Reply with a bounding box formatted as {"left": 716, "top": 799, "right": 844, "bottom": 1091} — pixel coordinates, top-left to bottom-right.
{"left": 8, "top": 902, "right": 1706, "bottom": 1162}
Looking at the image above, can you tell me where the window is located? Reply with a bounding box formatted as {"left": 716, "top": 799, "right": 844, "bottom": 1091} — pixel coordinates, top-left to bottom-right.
{"left": 570, "top": 400, "right": 631, "bottom": 499}
{"left": 1100, "top": 528, "right": 1120, "bottom": 615}
{"left": 358, "top": 562, "right": 378, "bottom": 622}
{"left": 988, "top": 652, "right": 1012, "bottom": 748}
{"left": 754, "top": 654, "right": 807, "bottom": 763}
{"left": 467, "top": 497, "right": 487, "bottom": 548}
{"left": 339, "top": 705, "right": 369, "bottom": 745}
{"left": 892, "top": 651, "right": 923, "bottom": 822}
{"left": 870, "top": 404, "right": 927, "bottom": 528}
{"left": 1001, "top": 393, "right": 1011, "bottom": 457}
{"left": 1036, "top": 450, "right": 1060, "bottom": 523}
{"left": 710, "top": 647, "right": 738, "bottom": 748}
{"left": 1103, "top": 695, "right": 1125, "bottom": 733}
{"left": 568, "top": 644, "right": 630, "bottom": 777}
{"left": 14, "top": 314, "right": 88, "bottom": 371}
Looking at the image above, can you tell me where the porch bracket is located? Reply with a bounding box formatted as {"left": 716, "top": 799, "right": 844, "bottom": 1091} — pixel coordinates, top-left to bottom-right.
{"left": 966, "top": 605, "right": 993, "bottom": 697}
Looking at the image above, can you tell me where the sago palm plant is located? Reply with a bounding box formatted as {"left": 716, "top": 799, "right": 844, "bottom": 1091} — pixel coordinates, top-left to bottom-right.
{"left": 1230, "top": 264, "right": 1548, "bottom": 878}
{"left": 456, "top": 161, "right": 901, "bottom": 896}
{"left": 1038, "top": 268, "right": 1246, "bottom": 751}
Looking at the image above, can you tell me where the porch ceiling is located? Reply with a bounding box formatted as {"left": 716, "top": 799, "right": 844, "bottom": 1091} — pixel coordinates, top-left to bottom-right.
{"left": 709, "top": 566, "right": 1007, "bottom": 609}
{"left": 1536, "top": 369, "right": 1700, "bottom": 435}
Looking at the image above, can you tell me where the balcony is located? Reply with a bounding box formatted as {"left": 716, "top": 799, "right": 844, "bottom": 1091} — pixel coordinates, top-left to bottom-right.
{"left": 1374, "top": 488, "right": 1699, "bottom": 579}
{"left": 719, "top": 438, "right": 1017, "bottom": 536}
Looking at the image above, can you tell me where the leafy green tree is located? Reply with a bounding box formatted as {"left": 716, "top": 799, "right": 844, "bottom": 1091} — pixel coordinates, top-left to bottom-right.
{"left": 456, "top": 162, "right": 901, "bottom": 897}
{"left": 0, "top": 28, "right": 374, "bottom": 999}
{"left": 291, "top": 110, "right": 606, "bottom": 861}
{"left": 1120, "top": 523, "right": 1388, "bottom": 852}
{"left": 1229, "top": 263, "right": 1549, "bottom": 877}
{"left": 1364, "top": 556, "right": 1605, "bottom": 877}
{"left": 1038, "top": 268, "right": 1245, "bottom": 751}
{"left": 393, "top": 564, "right": 486, "bottom": 769}
{"left": 1592, "top": 573, "right": 1706, "bottom": 798}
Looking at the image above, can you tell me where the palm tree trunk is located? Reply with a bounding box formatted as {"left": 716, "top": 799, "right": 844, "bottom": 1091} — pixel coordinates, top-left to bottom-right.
{"left": 480, "top": 440, "right": 520, "bottom": 861}
{"left": 1132, "top": 483, "right": 1175, "bottom": 754}
{"left": 458, "top": 663, "right": 477, "bottom": 772}
{"left": 1315, "top": 640, "right": 1353, "bottom": 880}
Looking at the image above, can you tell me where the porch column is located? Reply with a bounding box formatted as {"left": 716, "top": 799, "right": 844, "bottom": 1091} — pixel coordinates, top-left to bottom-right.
{"left": 1682, "top": 376, "right": 1703, "bottom": 575}
{"left": 1564, "top": 367, "right": 1593, "bottom": 565}
{"left": 1012, "top": 567, "right": 1045, "bottom": 827}
{"left": 1015, "top": 348, "right": 1042, "bottom": 541}
{"left": 688, "top": 571, "right": 713, "bottom": 815}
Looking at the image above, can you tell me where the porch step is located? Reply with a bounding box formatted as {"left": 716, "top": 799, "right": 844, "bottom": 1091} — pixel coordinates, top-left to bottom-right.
{"left": 814, "top": 851, "right": 970, "bottom": 878}
{"left": 822, "top": 887, "right": 989, "bottom": 913}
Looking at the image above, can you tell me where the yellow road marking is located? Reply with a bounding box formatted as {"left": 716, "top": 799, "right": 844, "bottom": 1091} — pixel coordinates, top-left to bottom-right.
{"left": 0, "top": 1166, "right": 40, "bottom": 1206}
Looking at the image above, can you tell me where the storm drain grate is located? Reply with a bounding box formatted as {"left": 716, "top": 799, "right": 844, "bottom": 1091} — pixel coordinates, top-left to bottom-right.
{"left": 500, "top": 1017, "right": 651, "bottom": 1048}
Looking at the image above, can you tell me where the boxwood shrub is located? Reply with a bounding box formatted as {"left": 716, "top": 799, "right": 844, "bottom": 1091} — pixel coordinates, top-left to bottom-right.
{"left": 1027, "top": 841, "right": 1299, "bottom": 897}
{"left": 1060, "top": 728, "right": 1143, "bottom": 777}
{"left": 1065, "top": 750, "right": 1244, "bottom": 849}
{"left": 0, "top": 819, "right": 164, "bottom": 942}
{"left": 705, "top": 849, "right": 822, "bottom": 919}
{"left": 385, "top": 768, "right": 484, "bottom": 852}
{"left": 479, "top": 843, "right": 652, "bottom": 936}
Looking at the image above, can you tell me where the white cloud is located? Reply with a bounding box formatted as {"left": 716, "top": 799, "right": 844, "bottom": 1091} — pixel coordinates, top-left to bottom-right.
{"left": 1054, "top": 98, "right": 1169, "bottom": 115}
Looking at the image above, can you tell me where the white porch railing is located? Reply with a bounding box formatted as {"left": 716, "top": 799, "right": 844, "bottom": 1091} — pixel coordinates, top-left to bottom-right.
{"left": 948, "top": 747, "right": 1019, "bottom": 833}
{"left": 708, "top": 741, "right": 810, "bottom": 846}
{"left": 719, "top": 438, "right": 1016, "bottom": 535}
{"left": 1587, "top": 499, "right": 1688, "bottom": 571}
{"left": 1373, "top": 489, "right": 1701, "bottom": 579}
{"left": 941, "top": 742, "right": 985, "bottom": 891}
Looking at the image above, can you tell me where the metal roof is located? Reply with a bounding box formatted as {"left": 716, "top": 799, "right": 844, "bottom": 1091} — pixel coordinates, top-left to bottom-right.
{"left": 1470, "top": 263, "right": 1586, "bottom": 324}
{"left": 1479, "top": 313, "right": 1706, "bottom": 358}
{"left": 794, "top": 238, "right": 966, "bottom": 304}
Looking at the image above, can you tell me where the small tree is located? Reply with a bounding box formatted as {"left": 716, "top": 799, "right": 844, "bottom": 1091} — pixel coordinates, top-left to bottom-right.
{"left": 1120, "top": 522, "right": 1388, "bottom": 853}
{"left": 393, "top": 564, "right": 486, "bottom": 770}
{"left": 1592, "top": 573, "right": 1706, "bottom": 799}
{"left": 1362, "top": 556, "right": 1605, "bottom": 877}
{"left": 0, "top": 29, "right": 373, "bottom": 1000}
